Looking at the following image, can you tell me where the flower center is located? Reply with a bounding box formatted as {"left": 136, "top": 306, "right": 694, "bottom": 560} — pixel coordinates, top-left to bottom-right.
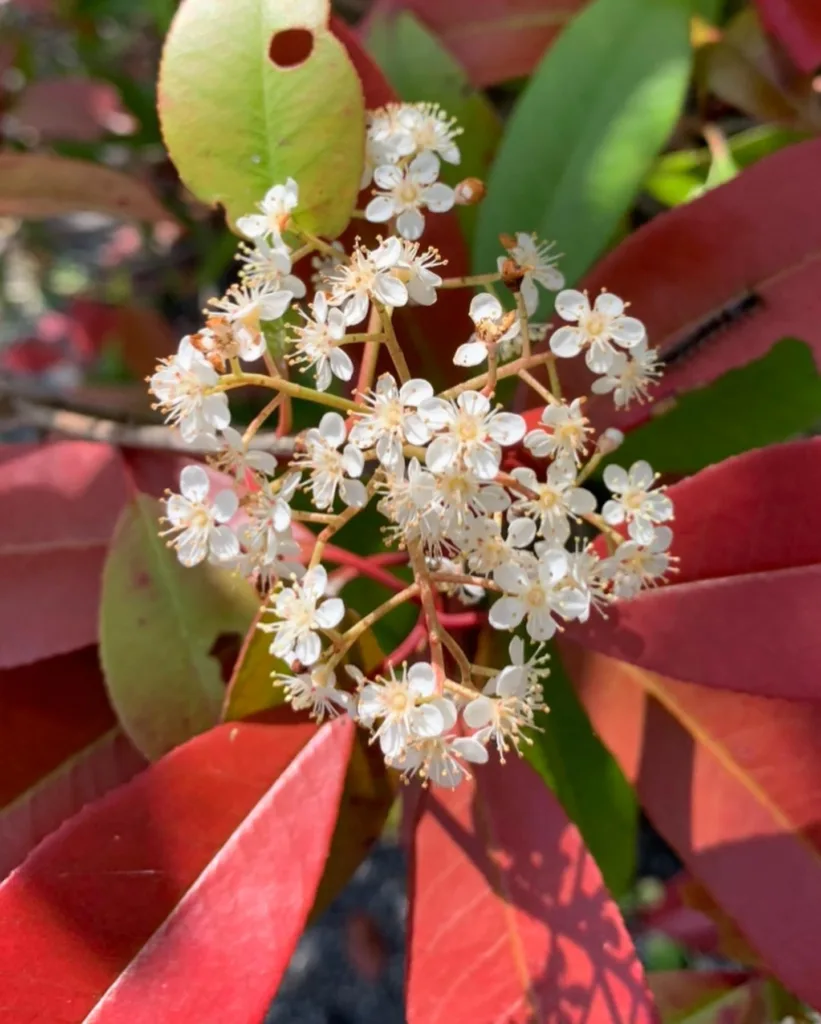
{"left": 389, "top": 688, "right": 411, "bottom": 715}
{"left": 189, "top": 507, "right": 211, "bottom": 531}
{"left": 525, "top": 584, "right": 547, "bottom": 608}
{"left": 583, "top": 312, "right": 607, "bottom": 337}
{"left": 379, "top": 400, "right": 405, "bottom": 430}
{"left": 455, "top": 414, "right": 481, "bottom": 443}
{"left": 395, "top": 180, "right": 422, "bottom": 206}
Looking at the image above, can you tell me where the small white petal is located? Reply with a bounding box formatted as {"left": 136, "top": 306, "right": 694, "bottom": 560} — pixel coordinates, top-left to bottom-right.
{"left": 209, "top": 524, "right": 239, "bottom": 560}
{"left": 374, "top": 274, "right": 409, "bottom": 308}
{"left": 469, "top": 292, "right": 503, "bottom": 324}
{"left": 365, "top": 195, "right": 395, "bottom": 223}
{"left": 373, "top": 164, "right": 403, "bottom": 189}
{"left": 408, "top": 662, "right": 437, "bottom": 697}
{"left": 319, "top": 412, "right": 347, "bottom": 449}
{"left": 555, "top": 289, "right": 589, "bottom": 321}
{"left": 603, "top": 464, "right": 629, "bottom": 492}
{"left": 340, "top": 478, "right": 368, "bottom": 508}
{"left": 212, "top": 489, "right": 239, "bottom": 523}
{"left": 487, "top": 412, "right": 526, "bottom": 446}
{"left": 315, "top": 598, "right": 345, "bottom": 629}
{"left": 180, "top": 465, "right": 209, "bottom": 503}
{"left": 423, "top": 182, "right": 455, "bottom": 212}
{"left": 396, "top": 208, "right": 425, "bottom": 241}
{"left": 550, "top": 325, "right": 584, "bottom": 358}
{"left": 489, "top": 596, "right": 525, "bottom": 630}
{"left": 453, "top": 341, "right": 487, "bottom": 367}
{"left": 594, "top": 292, "right": 624, "bottom": 317}
{"left": 463, "top": 696, "right": 495, "bottom": 729}
{"left": 399, "top": 378, "right": 434, "bottom": 406}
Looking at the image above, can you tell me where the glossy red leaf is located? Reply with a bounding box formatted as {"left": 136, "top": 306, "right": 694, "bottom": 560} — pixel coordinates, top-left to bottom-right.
{"left": 0, "top": 647, "right": 145, "bottom": 879}
{"left": 756, "top": 0, "right": 821, "bottom": 73}
{"left": 0, "top": 443, "right": 190, "bottom": 668}
{"left": 563, "top": 643, "right": 821, "bottom": 1006}
{"left": 406, "top": 754, "right": 655, "bottom": 1023}
{"left": 332, "top": 16, "right": 470, "bottom": 388}
{"left": 362, "top": 0, "right": 586, "bottom": 87}
{"left": 565, "top": 439, "right": 821, "bottom": 702}
{"left": 67, "top": 299, "right": 178, "bottom": 378}
{"left": 519, "top": 137, "right": 821, "bottom": 429}
{"left": 0, "top": 716, "right": 353, "bottom": 1022}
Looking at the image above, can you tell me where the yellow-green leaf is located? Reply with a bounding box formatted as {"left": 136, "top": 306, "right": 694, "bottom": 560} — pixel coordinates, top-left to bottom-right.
{"left": 100, "top": 496, "right": 259, "bottom": 760}
{"left": 158, "top": 0, "right": 365, "bottom": 237}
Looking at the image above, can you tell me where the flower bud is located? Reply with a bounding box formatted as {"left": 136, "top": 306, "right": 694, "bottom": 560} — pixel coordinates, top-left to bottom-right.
{"left": 454, "top": 177, "right": 486, "bottom": 206}
{"left": 597, "top": 428, "right": 624, "bottom": 454}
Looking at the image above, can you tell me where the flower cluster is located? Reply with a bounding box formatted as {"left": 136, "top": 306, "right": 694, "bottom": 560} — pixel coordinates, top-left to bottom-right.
{"left": 148, "top": 101, "right": 675, "bottom": 788}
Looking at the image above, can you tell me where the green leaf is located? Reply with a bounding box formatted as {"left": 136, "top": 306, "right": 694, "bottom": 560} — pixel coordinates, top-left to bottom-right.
{"left": 365, "top": 10, "right": 502, "bottom": 247}
{"left": 100, "top": 495, "right": 259, "bottom": 760}
{"left": 605, "top": 339, "right": 821, "bottom": 474}
{"left": 525, "top": 643, "right": 637, "bottom": 897}
{"left": 645, "top": 124, "right": 805, "bottom": 207}
{"left": 475, "top": 0, "right": 691, "bottom": 291}
{"left": 158, "top": 0, "right": 365, "bottom": 237}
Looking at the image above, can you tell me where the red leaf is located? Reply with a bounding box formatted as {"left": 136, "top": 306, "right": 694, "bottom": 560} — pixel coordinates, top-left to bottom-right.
{"left": 68, "top": 299, "right": 178, "bottom": 379}
{"left": 362, "top": 0, "right": 586, "bottom": 87}
{"left": 756, "top": 0, "right": 821, "bottom": 73}
{"left": 0, "top": 647, "right": 145, "bottom": 879}
{"left": 518, "top": 138, "right": 821, "bottom": 429}
{"left": 0, "top": 717, "right": 353, "bottom": 1022}
{"left": 0, "top": 442, "right": 194, "bottom": 668}
{"left": 563, "top": 643, "right": 821, "bottom": 1006}
{"left": 331, "top": 17, "right": 470, "bottom": 388}
{"left": 12, "top": 78, "right": 135, "bottom": 143}
{"left": 566, "top": 439, "right": 821, "bottom": 702}
{"left": 406, "top": 755, "right": 655, "bottom": 1023}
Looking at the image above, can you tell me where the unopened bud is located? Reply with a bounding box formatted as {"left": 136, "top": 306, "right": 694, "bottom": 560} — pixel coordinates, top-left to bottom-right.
{"left": 454, "top": 177, "right": 486, "bottom": 206}
{"left": 500, "top": 257, "right": 524, "bottom": 292}
{"left": 597, "top": 428, "right": 624, "bottom": 454}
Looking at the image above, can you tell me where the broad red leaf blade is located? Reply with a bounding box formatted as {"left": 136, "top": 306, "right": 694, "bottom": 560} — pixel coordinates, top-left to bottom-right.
{"left": 518, "top": 137, "right": 821, "bottom": 428}
{"left": 756, "top": 0, "right": 821, "bottom": 73}
{"left": 362, "top": 0, "right": 586, "bottom": 87}
{"left": 0, "top": 717, "right": 353, "bottom": 1022}
{"left": 648, "top": 971, "right": 766, "bottom": 1022}
{"left": 566, "top": 439, "right": 821, "bottom": 702}
{"left": 0, "top": 647, "right": 145, "bottom": 879}
{"left": 0, "top": 443, "right": 193, "bottom": 668}
{"left": 0, "top": 153, "right": 173, "bottom": 223}
{"left": 406, "top": 755, "right": 655, "bottom": 1023}
{"left": 564, "top": 643, "right": 821, "bottom": 1006}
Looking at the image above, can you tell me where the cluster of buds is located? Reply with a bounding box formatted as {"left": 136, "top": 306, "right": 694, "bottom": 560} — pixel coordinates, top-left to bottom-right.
{"left": 149, "top": 101, "right": 674, "bottom": 788}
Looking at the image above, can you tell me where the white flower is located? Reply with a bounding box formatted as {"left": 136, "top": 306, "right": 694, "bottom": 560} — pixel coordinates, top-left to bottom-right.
{"left": 551, "top": 290, "right": 646, "bottom": 373}
{"left": 262, "top": 565, "right": 344, "bottom": 666}
{"left": 362, "top": 105, "right": 417, "bottom": 187}
{"left": 236, "top": 237, "right": 306, "bottom": 297}
{"left": 461, "top": 516, "right": 534, "bottom": 576}
{"left": 235, "top": 521, "right": 303, "bottom": 589}
{"left": 289, "top": 291, "right": 354, "bottom": 392}
{"left": 591, "top": 340, "right": 662, "bottom": 408}
{"left": 396, "top": 240, "right": 444, "bottom": 305}
{"left": 327, "top": 237, "right": 407, "bottom": 326}
{"left": 563, "top": 545, "right": 609, "bottom": 620}
{"left": 433, "top": 463, "right": 509, "bottom": 535}
{"left": 509, "top": 462, "right": 597, "bottom": 544}
{"left": 431, "top": 556, "right": 485, "bottom": 605}
{"left": 523, "top": 398, "right": 592, "bottom": 465}
{"left": 242, "top": 472, "right": 300, "bottom": 542}
{"left": 358, "top": 662, "right": 454, "bottom": 758}
{"left": 601, "top": 526, "right": 674, "bottom": 599}
{"left": 454, "top": 293, "right": 519, "bottom": 368}
{"left": 162, "top": 465, "right": 239, "bottom": 567}
{"left": 491, "top": 636, "right": 551, "bottom": 696}
{"left": 349, "top": 373, "right": 432, "bottom": 468}
{"left": 207, "top": 282, "right": 293, "bottom": 362}
{"left": 376, "top": 458, "right": 445, "bottom": 554}
{"left": 149, "top": 336, "right": 230, "bottom": 443}
{"left": 296, "top": 412, "right": 368, "bottom": 510}
{"left": 236, "top": 178, "right": 299, "bottom": 245}
{"left": 490, "top": 549, "right": 586, "bottom": 641}
{"left": 272, "top": 664, "right": 353, "bottom": 722}
{"left": 500, "top": 233, "right": 564, "bottom": 315}
{"left": 365, "top": 152, "right": 455, "bottom": 241}
{"left": 463, "top": 646, "right": 547, "bottom": 760}
{"left": 209, "top": 426, "right": 277, "bottom": 481}
{"left": 392, "top": 735, "right": 487, "bottom": 788}
{"left": 419, "top": 390, "right": 526, "bottom": 480}
{"left": 602, "top": 460, "right": 673, "bottom": 545}
{"left": 398, "top": 102, "right": 462, "bottom": 164}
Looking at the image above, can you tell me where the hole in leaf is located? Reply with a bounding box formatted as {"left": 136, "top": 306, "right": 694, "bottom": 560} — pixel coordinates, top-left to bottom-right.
{"left": 209, "top": 632, "right": 244, "bottom": 686}
{"left": 268, "top": 28, "right": 314, "bottom": 69}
